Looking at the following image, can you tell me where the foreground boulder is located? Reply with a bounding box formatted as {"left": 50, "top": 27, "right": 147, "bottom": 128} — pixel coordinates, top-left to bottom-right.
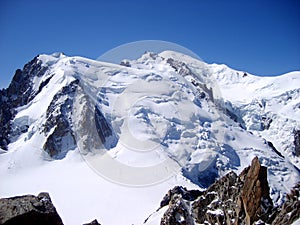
{"left": 160, "top": 157, "right": 300, "bottom": 225}
{"left": 0, "top": 192, "right": 63, "bottom": 225}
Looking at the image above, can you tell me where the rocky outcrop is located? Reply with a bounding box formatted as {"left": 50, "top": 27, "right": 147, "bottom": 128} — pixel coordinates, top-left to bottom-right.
{"left": 120, "top": 60, "right": 131, "bottom": 67}
{"left": 266, "top": 141, "right": 284, "bottom": 158}
{"left": 239, "top": 157, "right": 273, "bottom": 224}
{"left": 261, "top": 116, "right": 273, "bottom": 130}
{"left": 0, "top": 56, "right": 48, "bottom": 150}
{"left": 166, "top": 58, "right": 193, "bottom": 77}
{"left": 272, "top": 183, "right": 300, "bottom": 225}
{"left": 0, "top": 192, "right": 63, "bottom": 225}
{"left": 192, "top": 171, "right": 245, "bottom": 225}
{"left": 0, "top": 54, "right": 79, "bottom": 159}
{"left": 159, "top": 157, "right": 297, "bottom": 225}
{"left": 160, "top": 186, "right": 202, "bottom": 208}
{"left": 83, "top": 219, "right": 101, "bottom": 225}
{"left": 94, "top": 105, "right": 118, "bottom": 150}
{"left": 161, "top": 194, "right": 194, "bottom": 225}
{"left": 294, "top": 130, "right": 300, "bottom": 157}
{"left": 43, "top": 80, "right": 78, "bottom": 159}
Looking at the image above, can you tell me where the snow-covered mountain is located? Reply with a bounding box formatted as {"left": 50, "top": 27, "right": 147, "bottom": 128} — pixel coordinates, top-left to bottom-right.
{"left": 0, "top": 51, "right": 299, "bottom": 224}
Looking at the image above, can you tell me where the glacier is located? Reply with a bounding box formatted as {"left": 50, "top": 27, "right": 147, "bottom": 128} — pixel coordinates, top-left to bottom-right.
{"left": 0, "top": 50, "right": 299, "bottom": 224}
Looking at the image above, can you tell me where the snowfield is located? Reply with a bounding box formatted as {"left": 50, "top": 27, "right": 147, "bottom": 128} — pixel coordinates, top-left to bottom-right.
{"left": 0, "top": 50, "right": 299, "bottom": 224}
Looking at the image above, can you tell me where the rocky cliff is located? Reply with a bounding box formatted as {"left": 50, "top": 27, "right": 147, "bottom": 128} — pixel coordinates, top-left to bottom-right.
{"left": 0, "top": 56, "right": 48, "bottom": 150}
{"left": 0, "top": 192, "right": 63, "bottom": 225}
{"left": 159, "top": 157, "right": 299, "bottom": 225}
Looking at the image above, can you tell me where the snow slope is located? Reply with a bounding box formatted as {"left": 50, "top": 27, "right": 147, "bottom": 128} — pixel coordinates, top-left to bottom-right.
{"left": 0, "top": 51, "right": 299, "bottom": 224}
{"left": 210, "top": 63, "right": 300, "bottom": 168}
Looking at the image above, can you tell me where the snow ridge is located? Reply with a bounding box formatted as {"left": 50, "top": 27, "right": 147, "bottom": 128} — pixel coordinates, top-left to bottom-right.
{"left": 0, "top": 51, "right": 299, "bottom": 224}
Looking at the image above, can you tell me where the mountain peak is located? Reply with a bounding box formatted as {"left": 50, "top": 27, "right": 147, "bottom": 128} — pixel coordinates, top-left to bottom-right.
{"left": 0, "top": 52, "right": 299, "bottom": 224}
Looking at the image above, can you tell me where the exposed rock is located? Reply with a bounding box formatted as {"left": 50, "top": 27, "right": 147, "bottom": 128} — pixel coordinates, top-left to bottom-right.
{"left": 0, "top": 56, "right": 48, "bottom": 150}
{"left": 261, "top": 116, "right": 272, "bottom": 130}
{"left": 94, "top": 105, "right": 118, "bottom": 149}
{"left": 0, "top": 54, "right": 78, "bottom": 159}
{"left": 166, "top": 58, "right": 192, "bottom": 77}
{"left": 0, "top": 192, "right": 63, "bottom": 225}
{"left": 36, "top": 74, "right": 54, "bottom": 96}
{"left": 72, "top": 86, "right": 102, "bottom": 155}
{"left": 192, "top": 171, "right": 245, "bottom": 225}
{"left": 83, "top": 219, "right": 101, "bottom": 225}
{"left": 240, "top": 156, "right": 273, "bottom": 225}
{"left": 160, "top": 186, "right": 203, "bottom": 208}
{"left": 266, "top": 141, "right": 284, "bottom": 158}
{"left": 294, "top": 130, "right": 300, "bottom": 157}
{"left": 120, "top": 60, "right": 131, "bottom": 67}
{"left": 160, "top": 194, "right": 194, "bottom": 225}
{"left": 272, "top": 183, "right": 300, "bottom": 225}
{"left": 43, "top": 80, "right": 78, "bottom": 159}
{"left": 223, "top": 101, "right": 246, "bottom": 129}
{"left": 160, "top": 157, "right": 276, "bottom": 225}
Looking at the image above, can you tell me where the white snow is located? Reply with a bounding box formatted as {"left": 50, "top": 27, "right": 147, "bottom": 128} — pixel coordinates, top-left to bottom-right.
{"left": 0, "top": 147, "right": 198, "bottom": 225}
{"left": 292, "top": 218, "right": 300, "bottom": 225}
{"left": 207, "top": 209, "right": 224, "bottom": 216}
{"left": 0, "top": 50, "right": 299, "bottom": 224}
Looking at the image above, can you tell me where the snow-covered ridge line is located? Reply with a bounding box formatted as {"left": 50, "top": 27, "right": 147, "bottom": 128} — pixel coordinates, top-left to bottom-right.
{"left": 0, "top": 50, "right": 299, "bottom": 224}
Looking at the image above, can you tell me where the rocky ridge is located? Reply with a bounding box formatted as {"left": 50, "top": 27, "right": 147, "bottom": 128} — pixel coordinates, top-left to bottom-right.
{"left": 0, "top": 57, "right": 48, "bottom": 150}
{"left": 0, "top": 54, "right": 81, "bottom": 159}
{"left": 157, "top": 157, "right": 299, "bottom": 225}
{"left": 42, "top": 79, "right": 79, "bottom": 159}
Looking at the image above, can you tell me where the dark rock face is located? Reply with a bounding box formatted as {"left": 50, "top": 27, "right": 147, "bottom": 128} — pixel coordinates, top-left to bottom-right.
{"left": 161, "top": 194, "right": 194, "bottom": 225}
{"left": 160, "top": 186, "right": 203, "bottom": 208}
{"left": 266, "top": 141, "right": 284, "bottom": 158}
{"left": 272, "top": 183, "right": 300, "bottom": 225}
{"left": 43, "top": 80, "right": 79, "bottom": 159}
{"left": 120, "top": 60, "right": 131, "bottom": 67}
{"left": 0, "top": 55, "right": 79, "bottom": 159}
{"left": 294, "top": 130, "right": 300, "bottom": 157}
{"left": 0, "top": 192, "right": 63, "bottom": 225}
{"left": 159, "top": 157, "right": 288, "bottom": 225}
{"left": 261, "top": 116, "right": 273, "bottom": 130}
{"left": 0, "top": 56, "right": 48, "bottom": 150}
{"left": 192, "top": 171, "right": 245, "bottom": 225}
{"left": 0, "top": 95, "right": 13, "bottom": 150}
{"left": 94, "top": 105, "right": 118, "bottom": 150}
{"left": 82, "top": 219, "right": 101, "bottom": 225}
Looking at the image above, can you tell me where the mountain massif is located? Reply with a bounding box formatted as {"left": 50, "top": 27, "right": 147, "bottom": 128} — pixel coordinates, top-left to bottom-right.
{"left": 0, "top": 51, "right": 299, "bottom": 224}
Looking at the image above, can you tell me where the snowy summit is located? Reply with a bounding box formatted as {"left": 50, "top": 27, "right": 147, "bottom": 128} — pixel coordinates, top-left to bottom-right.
{"left": 0, "top": 51, "right": 299, "bottom": 224}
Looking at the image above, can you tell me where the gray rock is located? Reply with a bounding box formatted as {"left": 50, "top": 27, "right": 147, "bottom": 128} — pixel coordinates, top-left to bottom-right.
{"left": 294, "top": 130, "right": 300, "bottom": 157}
{"left": 0, "top": 192, "right": 63, "bottom": 225}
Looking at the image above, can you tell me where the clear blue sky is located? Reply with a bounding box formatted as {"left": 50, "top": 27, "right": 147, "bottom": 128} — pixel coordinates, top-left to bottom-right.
{"left": 0, "top": 0, "right": 299, "bottom": 88}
